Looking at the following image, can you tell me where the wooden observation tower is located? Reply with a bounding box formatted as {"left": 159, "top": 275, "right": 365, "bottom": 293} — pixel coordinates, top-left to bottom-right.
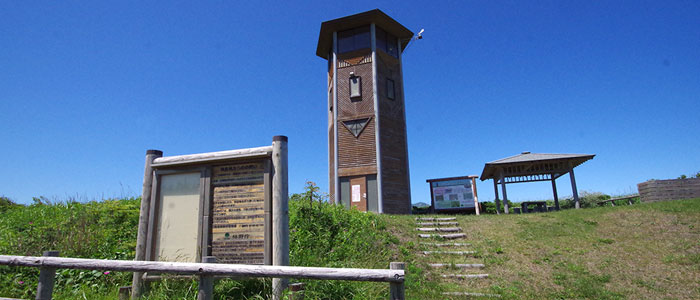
{"left": 316, "top": 9, "right": 413, "bottom": 214}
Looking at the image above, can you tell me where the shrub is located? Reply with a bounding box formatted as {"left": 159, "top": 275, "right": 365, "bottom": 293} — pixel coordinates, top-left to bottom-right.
{"left": 0, "top": 196, "right": 21, "bottom": 213}
{"left": 560, "top": 191, "right": 610, "bottom": 209}
{"left": 288, "top": 182, "right": 395, "bottom": 299}
{"left": 0, "top": 198, "right": 140, "bottom": 298}
{"left": 480, "top": 200, "right": 513, "bottom": 214}
{"left": 0, "top": 185, "right": 397, "bottom": 299}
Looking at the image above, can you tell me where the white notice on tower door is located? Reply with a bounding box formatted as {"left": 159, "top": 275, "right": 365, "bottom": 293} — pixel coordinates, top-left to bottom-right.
{"left": 351, "top": 185, "right": 361, "bottom": 202}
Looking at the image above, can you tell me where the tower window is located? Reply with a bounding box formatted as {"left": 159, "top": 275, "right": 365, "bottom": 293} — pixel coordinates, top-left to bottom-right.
{"left": 376, "top": 27, "right": 398, "bottom": 58}
{"left": 386, "top": 79, "right": 395, "bottom": 100}
{"left": 342, "top": 118, "right": 370, "bottom": 137}
{"left": 338, "top": 26, "right": 371, "bottom": 54}
{"left": 349, "top": 75, "right": 362, "bottom": 98}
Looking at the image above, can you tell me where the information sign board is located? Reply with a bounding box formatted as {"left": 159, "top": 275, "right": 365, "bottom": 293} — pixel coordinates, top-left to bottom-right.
{"left": 427, "top": 175, "right": 480, "bottom": 213}
{"left": 432, "top": 179, "right": 474, "bottom": 209}
{"left": 211, "top": 162, "right": 267, "bottom": 264}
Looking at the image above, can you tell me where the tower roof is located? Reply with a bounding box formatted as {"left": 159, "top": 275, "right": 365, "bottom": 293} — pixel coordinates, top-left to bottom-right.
{"left": 316, "top": 9, "right": 414, "bottom": 59}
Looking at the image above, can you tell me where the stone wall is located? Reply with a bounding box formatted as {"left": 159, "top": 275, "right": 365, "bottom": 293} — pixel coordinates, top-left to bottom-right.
{"left": 638, "top": 178, "right": 700, "bottom": 203}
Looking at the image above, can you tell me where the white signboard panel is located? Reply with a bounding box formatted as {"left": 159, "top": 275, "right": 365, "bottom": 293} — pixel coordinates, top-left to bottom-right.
{"left": 154, "top": 172, "right": 201, "bottom": 262}
{"left": 432, "top": 179, "right": 475, "bottom": 210}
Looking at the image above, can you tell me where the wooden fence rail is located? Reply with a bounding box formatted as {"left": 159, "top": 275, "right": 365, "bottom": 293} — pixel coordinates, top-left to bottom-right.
{"left": 0, "top": 254, "right": 405, "bottom": 300}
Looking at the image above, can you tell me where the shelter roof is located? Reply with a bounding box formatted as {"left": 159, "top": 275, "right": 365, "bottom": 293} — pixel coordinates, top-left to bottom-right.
{"left": 316, "top": 9, "right": 413, "bottom": 59}
{"left": 480, "top": 152, "right": 595, "bottom": 181}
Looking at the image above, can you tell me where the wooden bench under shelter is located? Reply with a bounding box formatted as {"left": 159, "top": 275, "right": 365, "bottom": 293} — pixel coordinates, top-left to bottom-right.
{"left": 597, "top": 194, "right": 639, "bottom": 207}
{"left": 480, "top": 152, "right": 595, "bottom": 214}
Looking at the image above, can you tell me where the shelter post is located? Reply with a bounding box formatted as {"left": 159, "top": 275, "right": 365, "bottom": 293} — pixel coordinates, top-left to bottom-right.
{"left": 472, "top": 177, "right": 480, "bottom": 215}
{"left": 499, "top": 171, "right": 509, "bottom": 214}
{"left": 569, "top": 165, "right": 580, "bottom": 209}
{"left": 492, "top": 180, "right": 500, "bottom": 215}
{"left": 551, "top": 178, "right": 560, "bottom": 210}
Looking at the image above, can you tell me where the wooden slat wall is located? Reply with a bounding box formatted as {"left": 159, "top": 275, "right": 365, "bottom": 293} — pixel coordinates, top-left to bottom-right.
{"left": 337, "top": 63, "right": 375, "bottom": 119}
{"left": 338, "top": 118, "right": 377, "bottom": 168}
{"left": 336, "top": 56, "right": 377, "bottom": 172}
{"left": 638, "top": 178, "right": 700, "bottom": 203}
{"left": 377, "top": 54, "right": 411, "bottom": 214}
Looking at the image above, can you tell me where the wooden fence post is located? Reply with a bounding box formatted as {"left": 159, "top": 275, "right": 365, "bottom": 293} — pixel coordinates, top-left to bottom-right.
{"left": 36, "top": 251, "right": 59, "bottom": 300}
{"left": 389, "top": 262, "right": 405, "bottom": 300}
{"left": 118, "top": 286, "right": 131, "bottom": 300}
{"left": 272, "top": 136, "right": 289, "bottom": 300}
{"left": 197, "top": 256, "right": 217, "bottom": 300}
{"left": 289, "top": 283, "right": 305, "bottom": 300}
{"left": 132, "top": 149, "right": 162, "bottom": 299}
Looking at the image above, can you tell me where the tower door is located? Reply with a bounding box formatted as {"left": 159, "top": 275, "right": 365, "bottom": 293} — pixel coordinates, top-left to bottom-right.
{"left": 349, "top": 176, "right": 367, "bottom": 211}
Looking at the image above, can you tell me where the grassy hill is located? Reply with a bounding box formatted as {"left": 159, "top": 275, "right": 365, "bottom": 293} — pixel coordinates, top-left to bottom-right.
{"left": 390, "top": 198, "right": 700, "bottom": 299}
{"left": 1, "top": 194, "right": 698, "bottom": 299}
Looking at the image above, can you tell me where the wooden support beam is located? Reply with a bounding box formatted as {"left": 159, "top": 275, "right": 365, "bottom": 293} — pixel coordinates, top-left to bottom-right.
{"left": 132, "top": 149, "right": 162, "bottom": 299}
{"left": 272, "top": 136, "right": 290, "bottom": 300}
{"left": 441, "top": 274, "right": 489, "bottom": 279}
{"left": 417, "top": 233, "right": 466, "bottom": 239}
{"left": 389, "top": 262, "right": 405, "bottom": 300}
{"left": 420, "top": 243, "right": 470, "bottom": 247}
{"left": 415, "top": 227, "right": 462, "bottom": 232}
{"left": 569, "top": 166, "right": 580, "bottom": 209}
{"left": 0, "top": 255, "right": 404, "bottom": 283}
{"left": 493, "top": 179, "right": 500, "bottom": 215}
{"left": 288, "top": 283, "right": 305, "bottom": 300}
{"left": 416, "top": 222, "right": 459, "bottom": 226}
{"left": 118, "top": 286, "right": 131, "bottom": 300}
{"left": 500, "top": 171, "right": 509, "bottom": 214}
{"left": 422, "top": 251, "right": 476, "bottom": 255}
{"left": 36, "top": 251, "right": 59, "bottom": 300}
{"left": 442, "top": 292, "right": 501, "bottom": 298}
{"left": 471, "top": 177, "right": 480, "bottom": 215}
{"left": 197, "top": 256, "right": 216, "bottom": 300}
{"left": 415, "top": 217, "right": 456, "bottom": 221}
{"left": 428, "top": 263, "right": 484, "bottom": 269}
{"left": 551, "top": 178, "right": 560, "bottom": 211}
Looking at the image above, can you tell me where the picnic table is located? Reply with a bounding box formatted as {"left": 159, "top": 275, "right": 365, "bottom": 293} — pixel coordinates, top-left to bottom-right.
{"left": 597, "top": 194, "right": 639, "bottom": 207}
{"left": 521, "top": 201, "right": 548, "bottom": 213}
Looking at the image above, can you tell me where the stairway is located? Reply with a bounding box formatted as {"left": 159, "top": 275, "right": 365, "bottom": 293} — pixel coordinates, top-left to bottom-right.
{"left": 415, "top": 217, "right": 501, "bottom": 298}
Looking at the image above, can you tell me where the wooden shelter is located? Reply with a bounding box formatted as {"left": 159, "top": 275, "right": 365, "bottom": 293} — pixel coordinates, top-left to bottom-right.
{"left": 480, "top": 152, "right": 595, "bottom": 213}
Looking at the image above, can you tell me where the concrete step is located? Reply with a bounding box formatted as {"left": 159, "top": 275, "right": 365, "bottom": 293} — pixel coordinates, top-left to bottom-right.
{"left": 416, "top": 227, "right": 462, "bottom": 232}
{"left": 423, "top": 250, "right": 476, "bottom": 255}
{"left": 416, "top": 222, "right": 459, "bottom": 226}
{"left": 428, "top": 263, "right": 485, "bottom": 269}
{"left": 416, "top": 217, "right": 456, "bottom": 221}
{"left": 442, "top": 292, "right": 501, "bottom": 298}
{"left": 418, "top": 233, "right": 466, "bottom": 239}
{"left": 421, "top": 242, "right": 471, "bottom": 247}
{"left": 442, "top": 274, "right": 489, "bottom": 279}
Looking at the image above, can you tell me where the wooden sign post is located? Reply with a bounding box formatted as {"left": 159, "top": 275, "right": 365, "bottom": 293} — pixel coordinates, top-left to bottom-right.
{"left": 131, "top": 136, "right": 289, "bottom": 299}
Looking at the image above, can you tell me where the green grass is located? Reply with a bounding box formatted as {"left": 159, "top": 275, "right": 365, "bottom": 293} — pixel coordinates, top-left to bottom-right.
{"left": 1, "top": 195, "right": 699, "bottom": 299}
{"left": 394, "top": 198, "right": 700, "bottom": 299}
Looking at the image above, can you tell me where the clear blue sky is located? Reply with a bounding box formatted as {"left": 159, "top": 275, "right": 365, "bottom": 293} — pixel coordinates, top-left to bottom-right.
{"left": 2, "top": 1, "right": 699, "bottom": 205}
